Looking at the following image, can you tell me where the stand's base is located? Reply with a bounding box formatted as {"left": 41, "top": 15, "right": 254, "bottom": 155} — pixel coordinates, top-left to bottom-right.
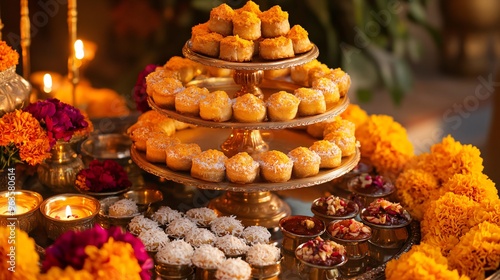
{"left": 208, "top": 191, "right": 291, "bottom": 229}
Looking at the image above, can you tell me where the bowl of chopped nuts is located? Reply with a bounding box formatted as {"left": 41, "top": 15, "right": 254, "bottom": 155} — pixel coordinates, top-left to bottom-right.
{"left": 279, "top": 215, "right": 325, "bottom": 253}
{"left": 347, "top": 173, "right": 395, "bottom": 208}
{"left": 360, "top": 198, "right": 412, "bottom": 249}
{"left": 310, "top": 195, "right": 359, "bottom": 224}
{"left": 295, "top": 236, "right": 347, "bottom": 276}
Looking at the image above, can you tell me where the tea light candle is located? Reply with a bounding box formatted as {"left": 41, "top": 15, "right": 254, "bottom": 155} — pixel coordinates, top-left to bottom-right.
{"left": 50, "top": 205, "right": 96, "bottom": 220}
{"left": 40, "top": 194, "right": 100, "bottom": 240}
{"left": 0, "top": 190, "right": 43, "bottom": 233}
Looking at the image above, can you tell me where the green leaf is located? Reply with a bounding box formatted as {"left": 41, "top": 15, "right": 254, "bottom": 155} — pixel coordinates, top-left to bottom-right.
{"left": 408, "top": 0, "right": 427, "bottom": 24}
{"left": 305, "top": 0, "right": 338, "bottom": 64}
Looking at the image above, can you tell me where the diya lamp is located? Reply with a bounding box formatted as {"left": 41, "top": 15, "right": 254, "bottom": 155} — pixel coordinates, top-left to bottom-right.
{"left": 0, "top": 190, "right": 43, "bottom": 233}
{"left": 40, "top": 193, "right": 100, "bottom": 240}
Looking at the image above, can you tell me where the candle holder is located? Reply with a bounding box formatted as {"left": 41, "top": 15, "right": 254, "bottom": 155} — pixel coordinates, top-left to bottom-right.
{"left": 40, "top": 193, "right": 100, "bottom": 240}
{"left": 0, "top": 190, "right": 43, "bottom": 233}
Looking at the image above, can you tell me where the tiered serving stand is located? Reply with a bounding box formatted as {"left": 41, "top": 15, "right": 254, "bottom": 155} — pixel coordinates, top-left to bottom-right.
{"left": 131, "top": 41, "right": 360, "bottom": 229}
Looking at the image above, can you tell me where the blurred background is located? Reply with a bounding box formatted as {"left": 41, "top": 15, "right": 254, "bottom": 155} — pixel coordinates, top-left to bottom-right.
{"left": 2, "top": 0, "right": 499, "bottom": 184}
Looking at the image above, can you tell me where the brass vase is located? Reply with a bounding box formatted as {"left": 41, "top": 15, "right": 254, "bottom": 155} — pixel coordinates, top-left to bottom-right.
{"left": 0, "top": 66, "right": 31, "bottom": 116}
{"left": 37, "top": 137, "right": 85, "bottom": 193}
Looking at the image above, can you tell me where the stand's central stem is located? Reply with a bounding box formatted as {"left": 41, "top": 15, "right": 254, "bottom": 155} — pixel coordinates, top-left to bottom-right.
{"left": 233, "top": 69, "right": 264, "bottom": 98}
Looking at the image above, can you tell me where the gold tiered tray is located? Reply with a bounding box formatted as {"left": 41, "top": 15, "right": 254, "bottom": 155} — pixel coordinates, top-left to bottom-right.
{"left": 132, "top": 41, "right": 359, "bottom": 228}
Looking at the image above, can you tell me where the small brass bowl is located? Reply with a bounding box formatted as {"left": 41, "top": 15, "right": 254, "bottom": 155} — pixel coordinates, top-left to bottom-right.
{"left": 123, "top": 188, "right": 163, "bottom": 213}
{"left": 360, "top": 208, "right": 412, "bottom": 249}
{"left": 40, "top": 194, "right": 100, "bottom": 240}
{"left": 250, "top": 257, "right": 283, "bottom": 279}
{"left": 310, "top": 197, "right": 359, "bottom": 224}
{"left": 0, "top": 190, "right": 43, "bottom": 233}
{"left": 155, "top": 263, "right": 194, "bottom": 280}
{"left": 80, "top": 133, "right": 132, "bottom": 166}
{"left": 279, "top": 215, "right": 325, "bottom": 253}
{"left": 96, "top": 196, "right": 142, "bottom": 230}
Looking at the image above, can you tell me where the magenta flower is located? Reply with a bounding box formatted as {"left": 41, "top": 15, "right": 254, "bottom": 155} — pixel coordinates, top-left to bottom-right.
{"left": 42, "top": 225, "right": 108, "bottom": 271}
{"left": 42, "top": 225, "right": 153, "bottom": 280}
{"left": 23, "top": 98, "right": 88, "bottom": 147}
{"left": 133, "top": 64, "right": 157, "bottom": 113}
{"left": 75, "top": 159, "right": 132, "bottom": 192}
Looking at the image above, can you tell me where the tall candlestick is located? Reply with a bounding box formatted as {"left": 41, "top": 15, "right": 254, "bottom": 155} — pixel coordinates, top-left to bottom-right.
{"left": 67, "top": 0, "right": 79, "bottom": 106}
{"left": 0, "top": 2, "right": 3, "bottom": 40}
{"left": 20, "top": 0, "right": 31, "bottom": 79}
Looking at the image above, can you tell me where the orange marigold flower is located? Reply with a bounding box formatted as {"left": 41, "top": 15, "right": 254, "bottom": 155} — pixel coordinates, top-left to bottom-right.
{"left": 355, "top": 114, "right": 414, "bottom": 174}
{"left": 0, "top": 110, "right": 51, "bottom": 167}
{"left": 428, "top": 135, "right": 484, "bottom": 184}
{"left": 340, "top": 104, "right": 368, "bottom": 129}
{"left": 421, "top": 192, "right": 482, "bottom": 256}
{"left": 0, "top": 226, "right": 40, "bottom": 280}
{"left": 403, "top": 153, "right": 436, "bottom": 174}
{"left": 0, "top": 41, "right": 19, "bottom": 71}
{"left": 395, "top": 168, "right": 440, "bottom": 221}
{"left": 440, "top": 173, "right": 498, "bottom": 204}
{"left": 474, "top": 199, "right": 500, "bottom": 227}
{"left": 386, "top": 242, "right": 468, "bottom": 280}
{"left": 447, "top": 221, "right": 500, "bottom": 280}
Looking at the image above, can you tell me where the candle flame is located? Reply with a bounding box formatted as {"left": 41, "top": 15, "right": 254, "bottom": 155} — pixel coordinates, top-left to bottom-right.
{"left": 74, "top": 39, "right": 84, "bottom": 60}
{"left": 65, "top": 205, "right": 72, "bottom": 218}
{"left": 43, "top": 73, "right": 52, "bottom": 93}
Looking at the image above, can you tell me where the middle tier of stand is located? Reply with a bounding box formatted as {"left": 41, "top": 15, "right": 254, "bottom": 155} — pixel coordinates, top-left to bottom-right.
{"left": 131, "top": 128, "right": 360, "bottom": 192}
{"left": 147, "top": 77, "right": 350, "bottom": 130}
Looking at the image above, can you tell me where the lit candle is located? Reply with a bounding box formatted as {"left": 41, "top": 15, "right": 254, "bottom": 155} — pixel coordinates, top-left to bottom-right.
{"left": 43, "top": 73, "right": 52, "bottom": 93}
{"left": 53, "top": 205, "right": 83, "bottom": 220}
{"left": 74, "top": 39, "right": 84, "bottom": 60}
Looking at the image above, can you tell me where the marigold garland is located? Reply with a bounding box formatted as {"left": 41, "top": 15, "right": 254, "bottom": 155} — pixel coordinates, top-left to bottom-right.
{"left": 421, "top": 192, "right": 482, "bottom": 256}
{"left": 0, "top": 41, "right": 19, "bottom": 71}
{"left": 0, "top": 226, "right": 39, "bottom": 280}
{"left": 447, "top": 221, "right": 500, "bottom": 280}
{"left": 385, "top": 242, "right": 468, "bottom": 280}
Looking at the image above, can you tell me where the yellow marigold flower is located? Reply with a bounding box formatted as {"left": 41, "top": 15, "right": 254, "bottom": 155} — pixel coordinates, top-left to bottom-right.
{"left": 0, "top": 226, "right": 39, "bottom": 280}
{"left": 448, "top": 221, "right": 500, "bottom": 280}
{"left": 386, "top": 245, "right": 468, "bottom": 280}
{"left": 403, "top": 153, "right": 436, "bottom": 174}
{"left": 355, "top": 114, "right": 414, "bottom": 174}
{"left": 421, "top": 192, "right": 481, "bottom": 256}
{"left": 340, "top": 104, "right": 368, "bottom": 128}
{"left": 440, "top": 173, "right": 498, "bottom": 204}
{"left": 0, "top": 41, "right": 19, "bottom": 71}
{"left": 395, "top": 168, "right": 440, "bottom": 221}
{"left": 370, "top": 135, "right": 414, "bottom": 175}
{"left": 428, "top": 135, "right": 484, "bottom": 183}
{"left": 474, "top": 199, "right": 500, "bottom": 227}
{"left": 39, "top": 266, "right": 93, "bottom": 280}
{"left": 83, "top": 239, "right": 142, "bottom": 280}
